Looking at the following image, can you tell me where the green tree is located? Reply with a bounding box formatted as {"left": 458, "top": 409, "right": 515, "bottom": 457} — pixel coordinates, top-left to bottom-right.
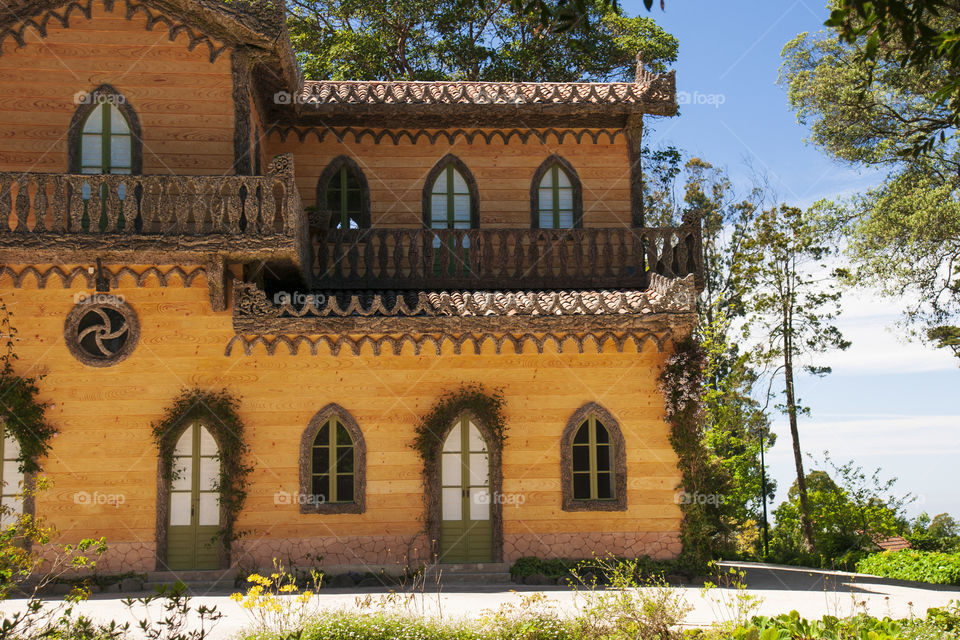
{"left": 824, "top": 0, "right": 960, "bottom": 157}
{"left": 286, "top": 0, "right": 677, "bottom": 80}
{"left": 781, "top": 10, "right": 960, "bottom": 360}
{"left": 771, "top": 457, "right": 908, "bottom": 564}
{"left": 644, "top": 152, "right": 777, "bottom": 554}
{"left": 738, "top": 205, "right": 851, "bottom": 554}
{"left": 907, "top": 512, "right": 960, "bottom": 551}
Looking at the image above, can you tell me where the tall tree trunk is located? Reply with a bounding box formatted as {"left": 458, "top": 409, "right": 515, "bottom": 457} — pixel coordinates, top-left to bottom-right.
{"left": 783, "top": 315, "right": 817, "bottom": 553}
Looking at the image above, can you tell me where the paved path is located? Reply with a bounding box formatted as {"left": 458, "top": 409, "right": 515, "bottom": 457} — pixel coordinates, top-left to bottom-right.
{"left": 2, "top": 562, "right": 957, "bottom": 639}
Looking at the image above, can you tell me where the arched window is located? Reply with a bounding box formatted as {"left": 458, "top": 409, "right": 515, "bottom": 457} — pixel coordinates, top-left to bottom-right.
{"left": 68, "top": 85, "right": 142, "bottom": 175}
{"left": 531, "top": 155, "right": 583, "bottom": 229}
{"left": 422, "top": 155, "right": 478, "bottom": 229}
{"left": 561, "top": 403, "right": 627, "bottom": 511}
{"left": 0, "top": 430, "right": 25, "bottom": 526}
{"left": 80, "top": 103, "right": 132, "bottom": 174}
{"left": 317, "top": 156, "right": 370, "bottom": 229}
{"left": 299, "top": 404, "right": 365, "bottom": 514}
{"left": 571, "top": 417, "right": 614, "bottom": 500}
{"left": 311, "top": 417, "right": 354, "bottom": 503}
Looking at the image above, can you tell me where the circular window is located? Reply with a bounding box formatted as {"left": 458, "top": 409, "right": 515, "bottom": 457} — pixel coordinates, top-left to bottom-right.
{"left": 64, "top": 299, "right": 140, "bottom": 367}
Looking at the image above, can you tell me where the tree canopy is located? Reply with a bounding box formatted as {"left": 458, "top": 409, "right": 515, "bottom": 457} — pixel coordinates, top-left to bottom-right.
{"left": 781, "top": 8, "right": 960, "bottom": 356}
{"left": 286, "top": 0, "right": 677, "bottom": 81}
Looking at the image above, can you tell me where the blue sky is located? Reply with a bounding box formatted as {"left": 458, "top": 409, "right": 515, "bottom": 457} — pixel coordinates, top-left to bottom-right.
{"left": 621, "top": 0, "right": 960, "bottom": 520}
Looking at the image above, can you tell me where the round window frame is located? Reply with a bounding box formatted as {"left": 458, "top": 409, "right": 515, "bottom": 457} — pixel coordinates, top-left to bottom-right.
{"left": 64, "top": 299, "right": 140, "bottom": 367}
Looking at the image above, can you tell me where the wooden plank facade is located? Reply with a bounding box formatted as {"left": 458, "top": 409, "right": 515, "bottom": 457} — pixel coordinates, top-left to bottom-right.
{"left": 0, "top": 0, "right": 697, "bottom": 573}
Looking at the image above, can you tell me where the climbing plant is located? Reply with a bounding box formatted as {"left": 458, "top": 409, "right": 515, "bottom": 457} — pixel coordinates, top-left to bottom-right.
{"left": 152, "top": 388, "right": 253, "bottom": 547}
{"left": 0, "top": 299, "right": 55, "bottom": 474}
{"left": 411, "top": 383, "right": 507, "bottom": 464}
{"left": 658, "top": 335, "right": 729, "bottom": 567}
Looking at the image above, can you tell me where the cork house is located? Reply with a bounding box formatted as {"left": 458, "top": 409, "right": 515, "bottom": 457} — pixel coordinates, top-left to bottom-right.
{"left": 0, "top": 0, "right": 702, "bottom": 574}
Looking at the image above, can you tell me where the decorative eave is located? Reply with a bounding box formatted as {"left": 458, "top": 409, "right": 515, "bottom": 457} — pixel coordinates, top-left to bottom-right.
{"left": 276, "top": 72, "right": 677, "bottom": 129}
{"left": 228, "top": 274, "right": 697, "bottom": 356}
{"left": 0, "top": 0, "right": 301, "bottom": 93}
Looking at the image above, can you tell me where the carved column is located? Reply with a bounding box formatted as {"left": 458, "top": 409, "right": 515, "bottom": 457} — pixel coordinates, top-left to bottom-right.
{"left": 625, "top": 112, "right": 644, "bottom": 228}
{"left": 231, "top": 49, "right": 254, "bottom": 176}
{"left": 207, "top": 255, "right": 228, "bottom": 312}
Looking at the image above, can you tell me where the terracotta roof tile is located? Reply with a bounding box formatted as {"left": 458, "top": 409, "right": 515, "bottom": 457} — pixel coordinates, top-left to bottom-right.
{"left": 299, "top": 75, "right": 675, "bottom": 107}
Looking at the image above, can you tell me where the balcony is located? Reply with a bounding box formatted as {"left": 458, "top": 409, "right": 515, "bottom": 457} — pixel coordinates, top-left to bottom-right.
{"left": 0, "top": 162, "right": 703, "bottom": 295}
{"left": 0, "top": 156, "right": 310, "bottom": 270}
{"left": 313, "top": 219, "right": 703, "bottom": 291}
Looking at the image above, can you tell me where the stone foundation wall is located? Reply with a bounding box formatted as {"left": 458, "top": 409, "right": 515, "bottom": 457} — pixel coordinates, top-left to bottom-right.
{"left": 232, "top": 534, "right": 431, "bottom": 571}
{"left": 232, "top": 531, "right": 680, "bottom": 571}
{"left": 503, "top": 531, "right": 681, "bottom": 562}
{"left": 40, "top": 541, "right": 157, "bottom": 575}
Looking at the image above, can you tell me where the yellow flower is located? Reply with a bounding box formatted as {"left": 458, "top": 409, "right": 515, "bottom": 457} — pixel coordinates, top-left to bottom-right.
{"left": 246, "top": 574, "right": 264, "bottom": 583}
{"left": 229, "top": 592, "right": 243, "bottom": 602}
{"left": 279, "top": 584, "right": 297, "bottom": 593}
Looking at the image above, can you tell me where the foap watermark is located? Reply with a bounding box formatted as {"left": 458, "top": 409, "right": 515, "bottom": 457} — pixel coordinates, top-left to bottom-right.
{"left": 273, "top": 91, "right": 310, "bottom": 106}
{"left": 73, "top": 291, "right": 126, "bottom": 305}
{"left": 74, "top": 491, "right": 126, "bottom": 507}
{"left": 675, "top": 490, "right": 725, "bottom": 506}
{"left": 677, "top": 90, "right": 726, "bottom": 109}
{"left": 274, "top": 489, "right": 327, "bottom": 506}
{"left": 274, "top": 291, "right": 326, "bottom": 306}
{"left": 475, "top": 491, "right": 526, "bottom": 506}
{"left": 73, "top": 91, "right": 126, "bottom": 106}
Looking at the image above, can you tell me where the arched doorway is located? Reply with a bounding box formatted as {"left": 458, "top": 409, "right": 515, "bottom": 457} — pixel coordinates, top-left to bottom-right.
{"left": 165, "top": 423, "right": 221, "bottom": 570}
{"left": 437, "top": 416, "right": 494, "bottom": 563}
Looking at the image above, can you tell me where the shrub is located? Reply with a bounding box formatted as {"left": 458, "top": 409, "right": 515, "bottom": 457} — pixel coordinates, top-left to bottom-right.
{"left": 857, "top": 550, "right": 960, "bottom": 585}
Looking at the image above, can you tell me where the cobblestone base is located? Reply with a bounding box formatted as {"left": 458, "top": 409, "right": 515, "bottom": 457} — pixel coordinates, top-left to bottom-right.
{"left": 39, "top": 541, "right": 157, "bottom": 574}
{"left": 503, "top": 531, "right": 682, "bottom": 561}
{"left": 233, "top": 534, "right": 430, "bottom": 570}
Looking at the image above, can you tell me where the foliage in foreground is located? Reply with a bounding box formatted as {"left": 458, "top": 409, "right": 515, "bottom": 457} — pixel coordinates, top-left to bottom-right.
{"left": 508, "top": 555, "right": 692, "bottom": 583}
{"left": 857, "top": 550, "right": 960, "bottom": 586}
{"left": 232, "top": 603, "right": 960, "bottom": 640}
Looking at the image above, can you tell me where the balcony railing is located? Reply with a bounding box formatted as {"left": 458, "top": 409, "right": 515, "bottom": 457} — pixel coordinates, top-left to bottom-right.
{"left": 0, "top": 155, "right": 309, "bottom": 267}
{"left": 314, "top": 220, "right": 703, "bottom": 290}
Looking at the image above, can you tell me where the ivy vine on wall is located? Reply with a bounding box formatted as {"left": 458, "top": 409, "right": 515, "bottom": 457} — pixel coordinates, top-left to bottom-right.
{"left": 658, "top": 335, "right": 729, "bottom": 567}
{"left": 412, "top": 383, "right": 507, "bottom": 464}
{"left": 152, "top": 388, "right": 253, "bottom": 548}
{"left": 0, "top": 300, "right": 55, "bottom": 474}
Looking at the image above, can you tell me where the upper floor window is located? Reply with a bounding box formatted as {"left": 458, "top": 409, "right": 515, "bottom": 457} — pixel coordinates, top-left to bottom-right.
{"left": 68, "top": 85, "right": 142, "bottom": 175}
{"left": 299, "top": 404, "right": 366, "bottom": 514}
{"left": 318, "top": 156, "right": 370, "bottom": 229}
{"left": 422, "top": 155, "right": 478, "bottom": 229}
{"left": 81, "top": 104, "right": 132, "bottom": 174}
{"left": 561, "top": 403, "right": 626, "bottom": 511}
{"left": 531, "top": 155, "right": 583, "bottom": 229}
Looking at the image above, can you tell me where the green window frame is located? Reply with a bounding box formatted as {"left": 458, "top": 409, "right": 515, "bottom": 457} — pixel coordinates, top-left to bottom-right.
{"left": 79, "top": 103, "right": 133, "bottom": 175}
{"left": 537, "top": 164, "right": 575, "bottom": 229}
{"left": 429, "top": 165, "right": 472, "bottom": 230}
{"left": 570, "top": 416, "right": 615, "bottom": 502}
{"left": 311, "top": 418, "right": 356, "bottom": 504}
{"left": 325, "top": 165, "right": 363, "bottom": 229}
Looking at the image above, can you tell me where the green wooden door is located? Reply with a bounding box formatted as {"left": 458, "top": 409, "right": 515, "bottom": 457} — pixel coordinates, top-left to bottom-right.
{"left": 166, "top": 424, "right": 221, "bottom": 570}
{"left": 439, "top": 418, "right": 492, "bottom": 563}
